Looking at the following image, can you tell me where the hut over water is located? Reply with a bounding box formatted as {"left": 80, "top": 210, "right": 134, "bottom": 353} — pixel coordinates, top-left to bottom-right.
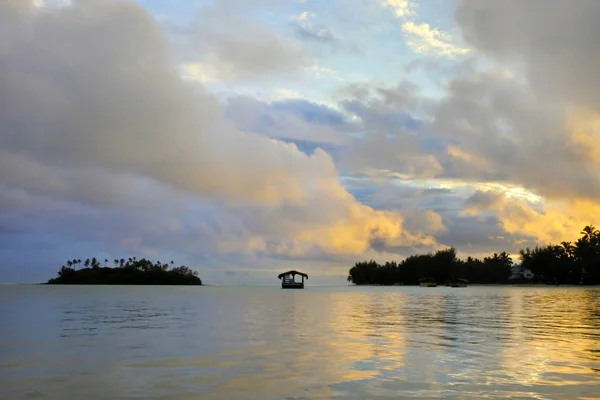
{"left": 278, "top": 270, "right": 308, "bottom": 289}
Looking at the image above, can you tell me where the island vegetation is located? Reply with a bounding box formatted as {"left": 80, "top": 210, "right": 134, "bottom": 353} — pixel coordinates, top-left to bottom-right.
{"left": 348, "top": 225, "right": 600, "bottom": 286}
{"left": 47, "top": 257, "right": 202, "bottom": 285}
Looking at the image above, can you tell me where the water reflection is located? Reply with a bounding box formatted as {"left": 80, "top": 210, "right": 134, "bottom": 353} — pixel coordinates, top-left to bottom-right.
{"left": 0, "top": 285, "right": 599, "bottom": 399}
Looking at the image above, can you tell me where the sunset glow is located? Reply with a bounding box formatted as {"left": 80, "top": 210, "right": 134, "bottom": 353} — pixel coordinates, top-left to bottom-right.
{"left": 2, "top": 0, "right": 600, "bottom": 284}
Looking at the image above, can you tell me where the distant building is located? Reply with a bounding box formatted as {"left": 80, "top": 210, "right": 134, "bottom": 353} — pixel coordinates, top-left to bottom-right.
{"left": 510, "top": 265, "right": 535, "bottom": 280}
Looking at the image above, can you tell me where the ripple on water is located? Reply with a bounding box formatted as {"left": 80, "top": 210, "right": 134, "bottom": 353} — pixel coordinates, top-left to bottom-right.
{"left": 0, "top": 286, "right": 599, "bottom": 400}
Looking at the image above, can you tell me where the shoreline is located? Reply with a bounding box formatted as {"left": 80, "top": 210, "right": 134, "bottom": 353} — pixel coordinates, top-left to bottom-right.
{"left": 349, "top": 283, "right": 597, "bottom": 287}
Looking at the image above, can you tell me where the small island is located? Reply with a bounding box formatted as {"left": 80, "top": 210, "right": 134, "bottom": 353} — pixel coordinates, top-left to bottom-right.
{"left": 348, "top": 225, "right": 600, "bottom": 286}
{"left": 47, "top": 257, "right": 202, "bottom": 285}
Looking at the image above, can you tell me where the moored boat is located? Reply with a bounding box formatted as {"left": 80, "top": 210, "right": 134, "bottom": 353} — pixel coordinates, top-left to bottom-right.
{"left": 449, "top": 278, "right": 469, "bottom": 287}
{"left": 419, "top": 278, "right": 437, "bottom": 287}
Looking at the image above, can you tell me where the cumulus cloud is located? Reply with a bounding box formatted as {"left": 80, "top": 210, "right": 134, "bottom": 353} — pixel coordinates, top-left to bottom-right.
{"left": 293, "top": 21, "right": 339, "bottom": 44}
{"left": 225, "top": 96, "right": 351, "bottom": 146}
{"left": 378, "top": 0, "right": 416, "bottom": 18}
{"left": 9, "top": 0, "right": 600, "bottom": 282}
{"left": 428, "top": 69, "right": 600, "bottom": 199}
{"left": 456, "top": 0, "right": 600, "bottom": 110}
{"left": 433, "top": 1, "right": 600, "bottom": 242}
{"left": 446, "top": 1, "right": 600, "bottom": 200}
{"left": 288, "top": 10, "right": 359, "bottom": 55}
{"left": 0, "top": 0, "right": 442, "bottom": 281}
{"left": 187, "top": 1, "right": 311, "bottom": 81}
{"left": 326, "top": 0, "right": 600, "bottom": 248}
{"left": 461, "top": 190, "right": 597, "bottom": 245}
{"left": 401, "top": 20, "right": 470, "bottom": 58}
{"left": 379, "top": 0, "right": 469, "bottom": 58}
{"left": 333, "top": 81, "right": 443, "bottom": 179}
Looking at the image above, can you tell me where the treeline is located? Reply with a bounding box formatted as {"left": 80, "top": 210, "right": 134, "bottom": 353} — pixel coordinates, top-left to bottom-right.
{"left": 47, "top": 257, "right": 202, "bottom": 285}
{"left": 347, "top": 248, "right": 513, "bottom": 285}
{"left": 347, "top": 225, "right": 600, "bottom": 286}
{"left": 519, "top": 225, "right": 600, "bottom": 285}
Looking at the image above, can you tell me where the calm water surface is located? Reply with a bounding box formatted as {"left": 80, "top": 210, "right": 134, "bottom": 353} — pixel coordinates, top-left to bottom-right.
{"left": 1, "top": 285, "right": 599, "bottom": 399}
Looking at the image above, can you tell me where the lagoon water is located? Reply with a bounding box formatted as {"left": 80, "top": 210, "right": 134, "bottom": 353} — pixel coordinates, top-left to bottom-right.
{"left": 1, "top": 285, "right": 599, "bottom": 400}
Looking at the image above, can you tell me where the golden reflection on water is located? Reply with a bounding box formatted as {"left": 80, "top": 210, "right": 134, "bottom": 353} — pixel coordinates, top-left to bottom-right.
{"left": 0, "top": 286, "right": 599, "bottom": 400}
{"left": 500, "top": 289, "right": 600, "bottom": 398}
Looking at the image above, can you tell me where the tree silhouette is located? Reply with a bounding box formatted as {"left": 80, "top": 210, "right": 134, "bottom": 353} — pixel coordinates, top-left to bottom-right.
{"left": 348, "top": 226, "right": 600, "bottom": 286}
{"left": 48, "top": 257, "right": 202, "bottom": 285}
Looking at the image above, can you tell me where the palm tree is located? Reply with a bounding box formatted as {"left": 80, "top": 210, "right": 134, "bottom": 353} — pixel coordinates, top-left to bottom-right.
{"left": 498, "top": 251, "right": 513, "bottom": 266}
{"left": 84, "top": 258, "right": 90, "bottom": 268}
{"left": 582, "top": 225, "right": 598, "bottom": 242}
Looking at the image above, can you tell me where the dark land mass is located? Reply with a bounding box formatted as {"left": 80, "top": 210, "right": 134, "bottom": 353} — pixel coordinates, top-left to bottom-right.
{"left": 47, "top": 257, "right": 202, "bottom": 285}
{"left": 348, "top": 225, "right": 600, "bottom": 286}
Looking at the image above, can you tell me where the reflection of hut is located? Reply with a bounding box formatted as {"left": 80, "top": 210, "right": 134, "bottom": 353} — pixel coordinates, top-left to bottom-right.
{"left": 278, "top": 270, "right": 308, "bottom": 289}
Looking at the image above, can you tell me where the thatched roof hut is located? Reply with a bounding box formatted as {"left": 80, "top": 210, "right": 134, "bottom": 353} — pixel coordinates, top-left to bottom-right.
{"left": 278, "top": 270, "right": 308, "bottom": 279}
{"left": 278, "top": 270, "right": 308, "bottom": 289}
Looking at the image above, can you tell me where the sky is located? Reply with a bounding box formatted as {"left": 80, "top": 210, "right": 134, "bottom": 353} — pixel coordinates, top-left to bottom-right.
{"left": 2, "top": 0, "right": 600, "bottom": 285}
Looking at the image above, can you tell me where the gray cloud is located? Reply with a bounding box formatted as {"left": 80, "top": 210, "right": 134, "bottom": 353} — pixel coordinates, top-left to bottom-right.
{"left": 188, "top": 2, "right": 311, "bottom": 81}
{"left": 293, "top": 22, "right": 339, "bottom": 43}
{"left": 225, "top": 96, "right": 351, "bottom": 145}
{"left": 333, "top": 81, "right": 443, "bottom": 179}
{"left": 456, "top": 0, "right": 600, "bottom": 111}
{"left": 0, "top": 0, "right": 335, "bottom": 206}
{"left": 292, "top": 22, "right": 339, "bottom": 44}
{"left": 332, "top": 1, "right": 600, "bottom": 206}
{"left": 428, "top": 68, "right": 600, "bottom": 201}
{"left": 0, "top": 0, "right": 445, "bottom": 282}
{"left": 462, "top": 190, "right": 506, "bottom": 215}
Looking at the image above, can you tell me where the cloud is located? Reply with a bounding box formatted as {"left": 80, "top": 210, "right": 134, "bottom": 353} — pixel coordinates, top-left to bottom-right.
{"left": 460, "top": 190, "right": 596, "bottom": 245}
{"left": 428, "top": 69, "right": 600, "bottom": 202}
{"left": 0, "top": 0, "right": 442, "bottom": 281}
{"left": 402, "top": 209, "right": 446, "bottom": 236}
{"left": 456, "top": 0, "right": 600, "bottom": 110}
{"left": 379, "top": 0, "right": 469, "bottom": 58}
{"left": 424, "top": 1, "right": 600, "bottom": 211}
{"left": 10, "top": 0, "right": 600, "bottom": 283}
{"left": 338, "top": 69, "right": 600, "bottom": 244}
{"left": 290, "top": 11, "right": 311, "bottom": 22}
{"left": 293, "top": 21, "right": 339, "bottom": 44}
{"left": 401, "top": 20, "right": 470, "bottom": 58}
{"left": 288, "top": 11, "right": 359, "bottom": 55}
{"left": 187, "top": 1, "right": 311, "bottom": 81}
{"left": 461, "top": 190, "right": 506, "bottom": 216}
{"left": 379, "top": 0, "right": 416, "bottom": 18}
{"left": 225, "top": 96, "right": 351, "bottom": 146}
{"left": 330, "top": 50, "right": 600, "bottom": 248}
{"left": 332, "top": 81, "right": 443, "bottom": 179}
{"left": 0, "top": 0, "right": 329, "bottom": 206}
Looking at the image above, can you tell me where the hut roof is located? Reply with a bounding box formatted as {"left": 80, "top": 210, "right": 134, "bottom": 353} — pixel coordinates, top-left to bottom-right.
{"left": 278, "top": 270, "right": 308, "bottom": 279}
